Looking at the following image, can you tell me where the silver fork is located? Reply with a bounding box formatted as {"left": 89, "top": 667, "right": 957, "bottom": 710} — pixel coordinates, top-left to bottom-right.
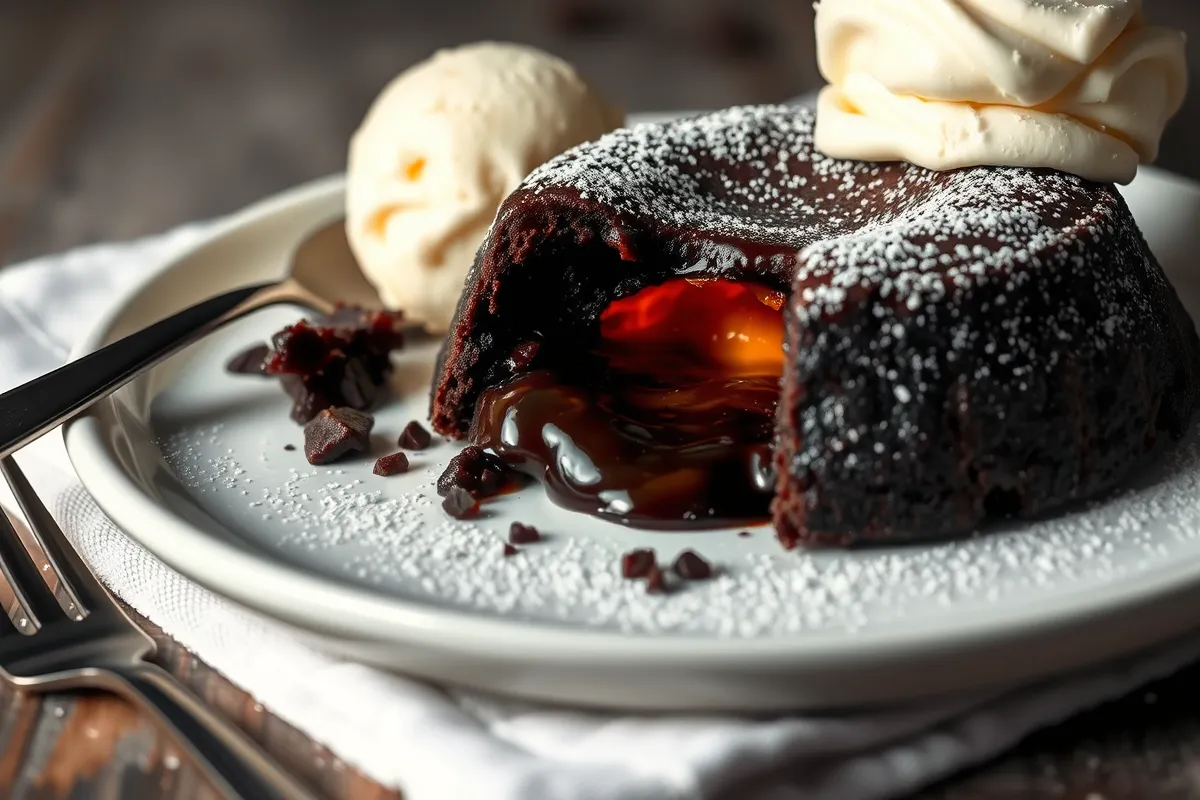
{"left": 0, "top": 456, "right": 317, "bottom": 800}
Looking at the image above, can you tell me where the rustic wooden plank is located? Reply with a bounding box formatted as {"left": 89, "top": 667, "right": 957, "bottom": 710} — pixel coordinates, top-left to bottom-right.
{"left": 7, "top": 479, "right": 1200, "bottom": 799}
{"left": 0, "top": 683, "right": 40, "bottom": 792}
{"left": 1, "top": 509, "right": 396, "bottom": 799}
{"left": 142, "top": 612, "right": 401, "bottom": 800}
{"left": 23, "top": 694, "right": 148, "bottom": 799}
{"left": 922, "top": 660, "right": 1200, "bottom": 799}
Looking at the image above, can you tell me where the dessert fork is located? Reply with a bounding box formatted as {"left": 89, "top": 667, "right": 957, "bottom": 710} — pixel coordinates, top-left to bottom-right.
{"left": 0, "top": 456, "right": 317, "bottom": 800}
{"left": 0, "top": 219, "right": 377, "bottom": 460}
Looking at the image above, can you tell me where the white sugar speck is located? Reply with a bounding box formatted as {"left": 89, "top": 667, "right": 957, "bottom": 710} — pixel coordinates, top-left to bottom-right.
{"left": 157, "top": 423, "right": 1200, "bottom": 639}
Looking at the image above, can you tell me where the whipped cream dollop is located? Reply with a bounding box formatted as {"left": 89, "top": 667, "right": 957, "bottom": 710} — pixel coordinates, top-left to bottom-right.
{"left": 813, "top": 0, "right": 1188, "bottom": 184}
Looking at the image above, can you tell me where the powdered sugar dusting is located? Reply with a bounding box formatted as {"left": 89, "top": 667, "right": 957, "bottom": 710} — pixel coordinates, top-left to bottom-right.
{"left": 520, "top": 106, "right": 1147, "bottom": 342}
{"left": 522, "top": 105, "right": 1125, "bottom": 266}
{"left": 468, "top": 104, "right": 1188, "bottom": 542}
{"left": 153, "top": 330, "right": 1200, "bottom": 638}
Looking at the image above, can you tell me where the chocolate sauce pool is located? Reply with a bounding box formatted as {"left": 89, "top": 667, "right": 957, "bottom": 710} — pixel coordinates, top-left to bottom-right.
{"left": 471, "top": 279, "right": 784, "bottom": 529}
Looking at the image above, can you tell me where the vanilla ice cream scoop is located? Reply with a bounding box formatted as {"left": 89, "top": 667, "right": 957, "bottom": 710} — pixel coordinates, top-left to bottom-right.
{"left": 345, "top": 42, "right": 624, "bottom": 332}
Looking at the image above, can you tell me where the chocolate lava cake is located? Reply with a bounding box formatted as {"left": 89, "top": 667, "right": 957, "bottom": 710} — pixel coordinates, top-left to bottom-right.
{"left": 429, "top": 104, "right": 1200, "bottom": 547}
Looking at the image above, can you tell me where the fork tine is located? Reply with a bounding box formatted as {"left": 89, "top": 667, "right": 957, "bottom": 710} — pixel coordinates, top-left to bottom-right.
{"left": 0, "top": 582, "right": 20, "bottom": 638}
{"left": 0, "top": 458, "right": 99, "bottom": 616}
{"left": 0, "top": 506, "right": 61, "bottom": 627}
{"left": 0, "top": 599, "right": 19, "bottom": 638}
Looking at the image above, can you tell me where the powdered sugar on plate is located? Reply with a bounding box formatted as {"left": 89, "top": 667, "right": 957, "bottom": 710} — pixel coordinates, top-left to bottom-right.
{"left": 152, "top": 310, "right": 1200, "bottom": 639}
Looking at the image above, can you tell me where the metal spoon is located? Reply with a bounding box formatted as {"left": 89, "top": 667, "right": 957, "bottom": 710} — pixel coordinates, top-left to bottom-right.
{"left": 0, "top": 219, "right": 379, "bottom": 459}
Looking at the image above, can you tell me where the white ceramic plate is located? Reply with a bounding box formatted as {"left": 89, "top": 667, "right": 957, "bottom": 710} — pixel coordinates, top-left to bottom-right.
{"left": 63, "top": 118, "right": 1200, "bottom": 711}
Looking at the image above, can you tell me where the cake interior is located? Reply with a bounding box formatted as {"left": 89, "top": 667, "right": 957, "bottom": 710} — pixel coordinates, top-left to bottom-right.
{"left": 470, "top": 266, "right": 787, "bottom": 529}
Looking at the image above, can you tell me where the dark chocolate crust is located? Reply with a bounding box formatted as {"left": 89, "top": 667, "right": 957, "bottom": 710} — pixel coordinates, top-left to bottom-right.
{"left": 777, "top": 210, "right": 1199, "bottom": 547}
{"left": 430, "top": 105, "right": 1200, "bottom": 546}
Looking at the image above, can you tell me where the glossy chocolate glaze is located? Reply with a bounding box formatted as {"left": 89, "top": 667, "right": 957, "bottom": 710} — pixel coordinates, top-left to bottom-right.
{"left": 470, "top": 279, "right": 782, "bottom": 528}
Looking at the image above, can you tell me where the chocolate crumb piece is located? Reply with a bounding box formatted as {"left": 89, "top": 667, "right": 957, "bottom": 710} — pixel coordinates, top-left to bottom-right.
{"left": 399, "top": 420, "right": 432, "bottom": 450}
{"left": 437, "top": 446, "right": 485, "bottom": 496}
{"left": 620, "top": 548, "right": 656, "bottom": 579}
{"left": 503, "top": 543, "right": 518, "bottom": 557}
{"left": 645, "top": 566, "right": 666, "bottom": 594}
{"left": 267, "top": 323, "right": 325, "bottom": 373}
{"left": 284, "top": 444, "right": 296, "bottom": 452}
{"left": 303, "top": 407, "right": 374, "bottom": 465}
{"left": 280, "top": 373, "right": 332, "bottom": 425}
{"left": 672, "top": 550, "right": 713, "bottom": 581}
{"left": 439, "top": 462, "right": 479, "bottom": 497}
{"left": 265, "top": 306, "right": 406, "bottom": 423}
{"left": 442, "top": 487, "right": 480, "bottom": 519}
{"left": 508, "top": 522, "right": 541, "bottom": 544}
{"left": 436, "top": 445, "right": 512, "bottom": 498}
{"left": 737, "top": 530, "right": 751, "bottom": 538}
{"left": 226, "top": 344, "right": 271, "bottom": 375}
{"left": 373, "top": 452, "right": 410, "bottom": 476}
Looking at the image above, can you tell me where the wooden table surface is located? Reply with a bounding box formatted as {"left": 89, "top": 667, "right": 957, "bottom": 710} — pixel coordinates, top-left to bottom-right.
{"left": 4, "top": 1, "right": 1200, "bottom": 797}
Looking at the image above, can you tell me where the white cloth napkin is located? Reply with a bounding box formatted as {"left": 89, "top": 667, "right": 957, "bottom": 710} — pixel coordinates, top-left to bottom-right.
{"left": 4, "top": 227, "right": 1200, "bottom": 800}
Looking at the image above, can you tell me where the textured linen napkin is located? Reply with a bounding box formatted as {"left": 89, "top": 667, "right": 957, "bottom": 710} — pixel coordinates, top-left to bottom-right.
{"left": 4, "top": 224, "right": 1200, "bottom": 800}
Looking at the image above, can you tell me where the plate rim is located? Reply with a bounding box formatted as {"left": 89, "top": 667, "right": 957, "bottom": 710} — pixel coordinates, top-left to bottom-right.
{"left": 59, "top": 161, "right": 1200, "bottom": 703}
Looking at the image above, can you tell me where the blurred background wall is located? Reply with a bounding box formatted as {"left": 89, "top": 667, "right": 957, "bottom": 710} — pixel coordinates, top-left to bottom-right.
{"left": 1, "top": 0, "right": 1197, "bottom": 266}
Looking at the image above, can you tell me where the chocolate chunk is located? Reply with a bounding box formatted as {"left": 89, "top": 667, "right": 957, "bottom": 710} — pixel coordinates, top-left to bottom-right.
{"left": 265, "top": 307, "right": 405, "bottom": 423}
{"left": 503, "top": 543, "right": 518, "bottom": 557}
{"left": 336, "top": 357, "right": 378, "bottom": 410}
{"left": 672, "top": 550, "right": 713, "bottom": 581}
{"left": 303, "top": 407, "right": 374, "bottom": 465}
{"left": 373, "top": 452, "right": 410, "bottom": 476}
{"left": 437, "top": 461, "right": 480, "bottom": 497}
{"left": 284, "top": 444, "right": 296, "bottom": 452}
{"left": 399, "top": 420, "right": 432, "bottom": 450}
{"left": 324, "top": 304, "right": 407, "bottom": 351}
{"left": 436, "top": 446, "right": 512, "bottom": 498}
{"left": 268, "top": 322, "right": 327, "bottom": 373}
{"left": 620, "top": 548, "right": 656, "bottom": 579}
{"left": 737, "top": 530, "right": 751, "bottom": 537}
{"left": 226, "top": 344, "right": 271, "bottom": 375}
{"left": 437, "top": 447, "right": 485, "bottom": 496}
{"left": 645, "top": 566, "right": 667, "bottom": 594}
{"left": 508, "top": 522, "right": 541, "bottom": 544}
{"left": 280, "top": 356, "right": 389, "bottom": 424}
{"left": 286, "top": 382, "right": 333, "bottom": 424}
{"left": 442, "top": 487, "right": 480, "bottom": 519}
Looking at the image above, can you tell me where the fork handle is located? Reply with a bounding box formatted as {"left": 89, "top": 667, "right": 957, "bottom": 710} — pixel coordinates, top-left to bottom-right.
{"left": 0, "top": 282, "right": 277, "bottom": 460}
{"left": 113, "top": 664, "right": 316, "bottom": 800}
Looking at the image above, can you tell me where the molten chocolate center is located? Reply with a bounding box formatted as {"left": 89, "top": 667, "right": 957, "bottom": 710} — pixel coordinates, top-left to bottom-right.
{"left": 472, "top": 279, "right": 784, "bottom": 528}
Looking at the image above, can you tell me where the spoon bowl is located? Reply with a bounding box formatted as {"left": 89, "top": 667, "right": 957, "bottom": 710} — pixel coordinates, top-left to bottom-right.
{"left": 0, "top": 217, "right": 382, "bottom": 459}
